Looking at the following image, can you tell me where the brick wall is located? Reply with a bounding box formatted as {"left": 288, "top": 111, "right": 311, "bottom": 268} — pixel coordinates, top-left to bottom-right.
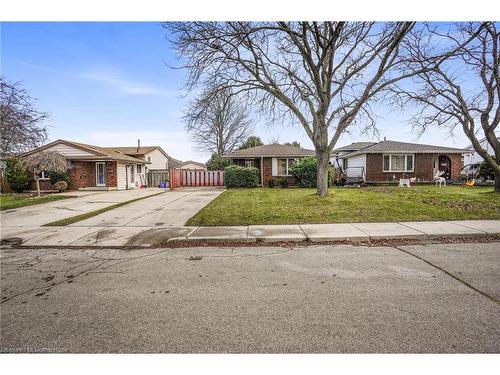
{"left": 262, "top": 157, "right": 298, "bottom": 186}
{"left": 106, "top": 161, "right": 118, "bottom": 187}
{"left": 366, "top": 153, "right": 463, "bottom": 182}
{"left": 68, "top": 161, "right": 118, "bottom": 189}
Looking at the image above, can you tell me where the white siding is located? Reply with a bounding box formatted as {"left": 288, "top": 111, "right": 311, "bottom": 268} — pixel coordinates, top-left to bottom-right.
{"left": 463, "top": 137, "right": 498, "bottom": 165}
{"left": 117, "top": 163, "right": 127, "bottom": 190}
{"left": 45, "top": 143, "right": 97, "bottom": 157}
{"left": 144, "top": 149, "right": 169, "bottom": 170}
{"left": 345, "top": 154, "right": 366, "bottom": 178}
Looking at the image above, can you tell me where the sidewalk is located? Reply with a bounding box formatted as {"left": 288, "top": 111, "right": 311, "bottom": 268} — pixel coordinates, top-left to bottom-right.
{"left": 1, "top": 220, "right": 499, "bottom": 247}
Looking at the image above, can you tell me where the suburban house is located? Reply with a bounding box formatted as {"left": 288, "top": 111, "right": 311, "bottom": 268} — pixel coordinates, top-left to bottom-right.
{"left": 22, "top": 139, "right": 151, "bottom": 191}
{"left": 112, "top": 142, "right": 181, "bottom": 172}
{"left": 463, "top": 136, "right": 500, "bottom": 165}
{"left": 332, "top": 140, "right": 468, "bottom": 183}
{"left": 179, "top": 160, "right": 207, "bottom": 170}
{"left": 223, "top": 144, "right": 316, "bottom": 186}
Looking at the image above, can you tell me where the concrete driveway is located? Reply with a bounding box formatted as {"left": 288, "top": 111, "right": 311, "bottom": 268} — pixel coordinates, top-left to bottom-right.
{"left": 69, "top": 188, "right": 223, "bottom": 227}
{"left": 1, "top": 242, "right": 498, "bottom": 353}
{"left": 0, "top": 189, "right": 165, "bottom": 227}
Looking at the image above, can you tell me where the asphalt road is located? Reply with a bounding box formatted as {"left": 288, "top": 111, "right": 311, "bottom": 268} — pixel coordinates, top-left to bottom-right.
{"left": 1, "top": 242, "right": 499, "bottom": 353}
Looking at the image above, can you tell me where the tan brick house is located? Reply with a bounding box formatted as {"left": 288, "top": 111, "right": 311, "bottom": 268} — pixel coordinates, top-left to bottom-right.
{"left": 223, "top": 144, "right": 316, "bottom": 186}
{"left": 331, "top": 140, "right": 468, "bottom": 183}
{"left": 22, "top": 139, "right": 149, "bottom": 191}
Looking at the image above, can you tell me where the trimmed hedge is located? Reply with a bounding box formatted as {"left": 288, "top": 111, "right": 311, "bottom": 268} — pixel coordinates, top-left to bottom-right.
{"left": 289, "top": 157, "right": 332, "bottom": 188}
{"left": 224, "top": 165, "right": 260, "bottom": 188}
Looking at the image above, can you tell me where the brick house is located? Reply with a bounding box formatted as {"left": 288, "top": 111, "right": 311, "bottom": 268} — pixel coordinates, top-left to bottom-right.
{"left": 331, "top": 140, "right": 468, "bottom": 183}
{"left": 22, "top": 139, "right": 150, "bottom": 191}
{"left": 223, "top": 144, "right": 316, "bottom": 186}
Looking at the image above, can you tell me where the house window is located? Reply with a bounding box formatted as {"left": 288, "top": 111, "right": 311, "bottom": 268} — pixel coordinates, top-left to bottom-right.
{"left": 245, "top": 160, "right": 255, "bottom": 168}
{"left": 36, "top": 171, "right": 50, "bottom": 180}
{"left": 276, "top": 158, "right": 298, "bottom": 176}
{"left": 147, "top": 156, "right": 151, "bottom": 162}
{"left": 137, "top": 164, "right": 142, "bottom": 173}
{"left": 383, "top": 154, "right": 414, "bottom": 172}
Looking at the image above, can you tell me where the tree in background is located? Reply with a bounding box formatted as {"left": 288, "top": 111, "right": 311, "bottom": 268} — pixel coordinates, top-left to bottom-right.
{"left": 184, "top": 86, "right": 252, "bottom": 156}
{"left": 392, "top": 22, "right": 499, "bottom": 192}
{"left": 167, "top": 22, "right": 437, "bottom": 196}
{"left": 23, "top": 151, "right": 71, "bottom": 197}
{"left": 238, "top": 135, "right": 263, "bottom": 150}
{"left": 0, "top": 78, "right": 48, "bottom": 158}
{"left": 284, "top": 141, "right": 301, "bottom": 148}
{"left": 206, "top": 153, "right": 231, "bottom": 171}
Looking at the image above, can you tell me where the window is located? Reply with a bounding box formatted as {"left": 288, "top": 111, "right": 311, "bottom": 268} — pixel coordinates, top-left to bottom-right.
{"left": 244, "top": 160, "right": 255, "bottom": 168}
{"left": 137, "top": 164, "right": 142, "bottom": 173}
{"left": 36, "top": 171, "right": 50, "bottom": 180}
{"left": 147, "top": 156, "right": 151, "bottom": 162}
{"left": 382, "top": 154, "right": 414, "bottom": 172}
{"left": 275, "top": 158, "right": 298, "bottom": 176}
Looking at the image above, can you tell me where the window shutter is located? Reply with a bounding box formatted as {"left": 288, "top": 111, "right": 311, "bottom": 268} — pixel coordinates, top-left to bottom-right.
{"left": 271, "top": 158, "right": 277, "bottom": 176}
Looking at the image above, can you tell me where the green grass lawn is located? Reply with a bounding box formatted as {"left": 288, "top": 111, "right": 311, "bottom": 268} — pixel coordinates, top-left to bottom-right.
{"left": 186, "top": 186, "right": 500, "bottom": 226}
{"left": 0, "top": 193, "right": 75, "bottom": 211}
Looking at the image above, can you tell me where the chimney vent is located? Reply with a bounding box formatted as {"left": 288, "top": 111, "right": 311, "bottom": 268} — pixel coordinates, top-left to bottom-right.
{"left": 137, "top": 139, "right": 140, "bottom": 152}
{"left": 383, "top": 136, "right": 386, "bottom": 141}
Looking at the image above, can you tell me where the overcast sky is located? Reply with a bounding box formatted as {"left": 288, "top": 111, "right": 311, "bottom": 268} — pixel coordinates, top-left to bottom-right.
{"left": 2, "top": 22, "right": 474, "bottom": 162}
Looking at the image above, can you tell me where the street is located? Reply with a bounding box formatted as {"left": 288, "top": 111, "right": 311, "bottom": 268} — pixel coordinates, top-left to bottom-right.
{"left": 1, "top": 242, "right": 499, "bottom": 353}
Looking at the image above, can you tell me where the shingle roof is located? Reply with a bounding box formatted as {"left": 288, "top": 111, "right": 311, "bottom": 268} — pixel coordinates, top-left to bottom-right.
{"left": 331, "top": 142, "right": 377, "bottom": 153}
{"left": 22, "top": 139, "right": 149, "bottom": 164}
{"left": 181, "top": 160, "right": 207, "bottom": 168}
{"left": 341, "top": 140, "right": 467, "bottom": 158}
{"left": 223, "top": 144, "right": 316, "bottom": 158}
{"left": 111, "top": 146, "right": 160, "bottom": 155}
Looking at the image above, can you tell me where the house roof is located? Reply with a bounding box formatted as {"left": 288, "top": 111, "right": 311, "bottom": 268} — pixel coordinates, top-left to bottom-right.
{"left": 340, "top": 140, "right": 468, "bottom": 158}
{"left": 331, "top": 142, "right": 377, "bottom": 153}
{"left": 223, "top": 144, "right": 316, "bottom": 158}
{"left": 464, "top": 136, "right": 500, "bottom": 150}
{"left": 22, "top": 139, "right": 149, "bottom": 164}
{"left": 111, "top": 146, "right": 172, "bottom": 160}
{"left": 181, "top": 160, "right": 207, "bottom": 168}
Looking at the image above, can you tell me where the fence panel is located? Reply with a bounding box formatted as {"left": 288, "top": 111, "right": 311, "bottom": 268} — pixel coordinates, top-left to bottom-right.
{"left": 169, "top": 169, "right": 224, "bottom": 188}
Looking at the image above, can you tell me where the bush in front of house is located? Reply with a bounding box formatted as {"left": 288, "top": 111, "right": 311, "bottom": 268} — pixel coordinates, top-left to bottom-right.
{"left": 4, "top": 157, "right": 29, "bottom": 193}
{"left": 279, "top": 177, "right": 288, "bottom": 188}
{"left": 289, "top": 156, "right": 332, "bottom": 188}
{"left": 224, "top": 165, "right": 259, "bottom": 188}
{"left": 49, "top": 170, "right": 70, "bottom": 185}
{"left": 53, "top": 180, "right": 68, "bottom": 192}
{"left": 268, "top": 178, "right": 275, "bottom": 188}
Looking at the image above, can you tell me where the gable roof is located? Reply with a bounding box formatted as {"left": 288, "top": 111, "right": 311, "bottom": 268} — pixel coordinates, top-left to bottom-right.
{"left": 331, "top": 142, "right": 377, "bottom": 153}
{"left": 112, "top": 146, "right": 172, "bottom": 160}
{"left": 223, "top": 144, "right": 316, "bottom": 158}
{"left": 340, "top": 140, "right": 468, "bottom": 158}
{"left": 22, "top": 139, "right": 148, "bottom": 164}
{"left": 181, "top": 160, "right": 207, "bottom": 168}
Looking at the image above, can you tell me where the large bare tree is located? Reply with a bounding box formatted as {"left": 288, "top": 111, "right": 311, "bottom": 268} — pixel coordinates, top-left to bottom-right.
{"left": 392, "top": 22, "right": 500, "bottom": 192}
{"left": 184, "top": 86, "right": 252, "bottom": 156}
{"left": 0, "top": 78, "right": 48, "bottom": 157}
{"left": 166, "top": 22, "right": 440, "bottom": 196}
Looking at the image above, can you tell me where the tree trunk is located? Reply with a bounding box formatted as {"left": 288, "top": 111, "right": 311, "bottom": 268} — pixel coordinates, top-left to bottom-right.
{"left": 36, "top": 178, "right": 41, "bottom": 197}
{"left": 495, "top": 170, "right": 500, "bottom": 193}
{"left": 316, "top": 149, "right": 330, "bottom": 197}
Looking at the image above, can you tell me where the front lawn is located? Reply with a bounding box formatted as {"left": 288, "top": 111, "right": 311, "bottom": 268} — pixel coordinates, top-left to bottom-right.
{"left": 186, "top": 186, "right": 500, "bottom": 226}
{"left": 0, "top": 194, "right": 74, "bottom": 211}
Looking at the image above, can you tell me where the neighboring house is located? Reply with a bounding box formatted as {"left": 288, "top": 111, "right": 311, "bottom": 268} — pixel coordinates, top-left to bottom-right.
{"left": 112, "top": 143, "right": 179, "bottom": 172}
{"left": 223, "top": 144, "right": 315, "bottom": 186}
{"left": 180, "top": 160, "right": 207, "bottom": 170}
{"left": 21, "top": 139, "right": 149, "bottom": 191}
{"left": 463, "top": 136, "right": 500, "bottom": 165}
{"left": 332, "top": 140, "right": 468, "bottom": 182}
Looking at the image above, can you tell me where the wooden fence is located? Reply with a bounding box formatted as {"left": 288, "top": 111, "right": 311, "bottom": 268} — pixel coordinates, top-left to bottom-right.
{"left": 169, "top": 169, "right": 224, "bottom": 188}
{"left": 146, "top": 170, "right": 169, "bottom": 188}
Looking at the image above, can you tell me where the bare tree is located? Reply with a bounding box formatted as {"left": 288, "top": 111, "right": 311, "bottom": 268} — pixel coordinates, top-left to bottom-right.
{"left": 23, "top": 151, "right": 70, "bottom": 196}
{"left": 392, "top": 22, "right": 500, "bottom": 192}
{"left": 166, "top": 22, "right": 447, "bottom": 196}
{"left": 184, "top": 86, "right": 252, "bottom": 156}
{"left": 0, "top": 78, "right": 48, "bottom": 157}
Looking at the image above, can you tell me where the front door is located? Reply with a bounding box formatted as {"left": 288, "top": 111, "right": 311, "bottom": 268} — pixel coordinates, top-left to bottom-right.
{"left": 96, "top": 162, "right": 106, "bottom": 186}
{"left": 438, "top": 155, "right": 452, "bottom": 180}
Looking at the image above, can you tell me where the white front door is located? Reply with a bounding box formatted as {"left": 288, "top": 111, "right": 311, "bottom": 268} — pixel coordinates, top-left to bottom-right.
{"left": 96, "top": 162, "right": 106, "bottom": 186}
